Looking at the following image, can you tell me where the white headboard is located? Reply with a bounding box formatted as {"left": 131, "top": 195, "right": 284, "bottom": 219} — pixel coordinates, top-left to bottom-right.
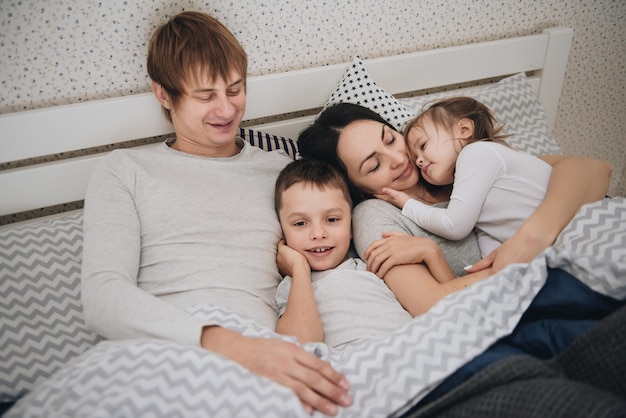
{"left": 0, "top": 26, "right": 573, "bottom": 222}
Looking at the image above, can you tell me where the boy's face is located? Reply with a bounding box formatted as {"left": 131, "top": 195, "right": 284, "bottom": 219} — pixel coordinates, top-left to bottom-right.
{"left": 167, "top": 69, "right": 246, "bottom": 156}
{"left": 278, "top": 183, "right": 352, "bottom": 271}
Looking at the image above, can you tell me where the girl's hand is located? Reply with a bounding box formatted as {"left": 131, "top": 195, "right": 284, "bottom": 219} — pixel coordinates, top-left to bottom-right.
{"left": 277, "top": 239, "right": 310, "bottom": 276}
{"left": 374, "top": 187, "right": 411, "bottom": 209}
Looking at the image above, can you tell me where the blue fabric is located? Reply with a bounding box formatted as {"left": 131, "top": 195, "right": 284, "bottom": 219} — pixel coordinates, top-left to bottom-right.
{"left": 419, "top": 267, "right": 624, "bottom": 405}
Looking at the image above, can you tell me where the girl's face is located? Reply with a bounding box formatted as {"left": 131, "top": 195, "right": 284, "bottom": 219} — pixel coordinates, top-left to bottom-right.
{"left": 336, "top": 120, "right": 420, "bottom": 195}
{"left": 278, "top": 183, "right": 352, "bottom": 271}
{"left": 405, "top": 116, "right": 467, "bottom": 185}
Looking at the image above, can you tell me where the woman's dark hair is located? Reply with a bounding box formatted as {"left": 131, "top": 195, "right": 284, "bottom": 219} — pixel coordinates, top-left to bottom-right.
{"left": 297, "top": 103, "right": 396, "bottom": 204}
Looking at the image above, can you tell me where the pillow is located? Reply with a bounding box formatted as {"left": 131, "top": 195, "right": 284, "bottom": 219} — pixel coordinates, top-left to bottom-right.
{"left": 0, "top": 211, "right": 102, "bottom": 402}
{"left": 323, "top": 56, "right": 414, "bottom": 132}
{"left": 400, "top": 73, "right": 562, "bottom": 156}
{"left": 240, "top": 128, "right": 299, "bottom": 159}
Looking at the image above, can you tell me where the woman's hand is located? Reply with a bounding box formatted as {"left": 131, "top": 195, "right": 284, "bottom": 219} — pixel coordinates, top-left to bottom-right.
{"left": 201, "top": 326, "right": 351, "bottom": 416}
{"left": 464, "top": 227, "right": 549, "bottom": 274}
{"left": 364, "top": 231, "right": 454, "bottom": 282}
{"left": 467, "top": 155, "right": 612, "bottom": 274}
{"left": 277, "top": 239, "right": 310, "bottom": 277}
{"left": 374, "top": 187, "right": 411, "bottom": 209}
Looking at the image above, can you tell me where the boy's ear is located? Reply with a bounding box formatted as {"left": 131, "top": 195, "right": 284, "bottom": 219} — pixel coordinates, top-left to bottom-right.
{"left": 458, "top": 118, "right": 474, "bottom": 139}
{"left": 151, "top": 81, "right": 172, "bottom": 110}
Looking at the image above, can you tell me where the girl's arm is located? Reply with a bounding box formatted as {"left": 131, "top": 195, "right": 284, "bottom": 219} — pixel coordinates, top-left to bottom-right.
{"left": 466, "top": 155, "right": 612, "bottom": 273}
{"left": 377, "top": 143, "right": 499, "bottom": 241}
{"left": 275, "top": 240, "right": 323, "bottom": 344}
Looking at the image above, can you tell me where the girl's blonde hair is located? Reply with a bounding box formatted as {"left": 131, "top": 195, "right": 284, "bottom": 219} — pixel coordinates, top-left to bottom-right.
{"left": 403, "top": 96, "right": 509, "bottom": 146}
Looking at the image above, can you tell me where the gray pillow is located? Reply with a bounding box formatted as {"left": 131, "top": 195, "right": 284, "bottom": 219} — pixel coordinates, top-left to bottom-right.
{"left": 0, "top": 211, "right": 102, "bottom": 402}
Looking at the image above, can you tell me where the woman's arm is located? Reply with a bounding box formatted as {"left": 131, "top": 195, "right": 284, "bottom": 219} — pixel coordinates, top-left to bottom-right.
{"left": 382, "top": 263, "right": 491, "bottom": 316}
{"left": 353, "top": 199, "right": 482, "bottom": 278}
{"left": 466, "top": 155, "right": 612, "bottom": 273}
{"left": 352, "top": 199, "right": 487, "bottom": 315}
{"left": 275, "top": 240, "right": 323, "bottom": 344}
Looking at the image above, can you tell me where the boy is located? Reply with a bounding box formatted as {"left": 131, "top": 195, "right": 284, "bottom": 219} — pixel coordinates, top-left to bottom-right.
{"left": 274, "top": 158, "right": 414, "bottom": 347}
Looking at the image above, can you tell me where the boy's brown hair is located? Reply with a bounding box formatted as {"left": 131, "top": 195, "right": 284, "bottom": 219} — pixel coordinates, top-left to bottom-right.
{"left": 275, "top": 159, "right": 353, "bottom": 215}
{"left": 147, "top": 11, "right": 248, "bottom": 122}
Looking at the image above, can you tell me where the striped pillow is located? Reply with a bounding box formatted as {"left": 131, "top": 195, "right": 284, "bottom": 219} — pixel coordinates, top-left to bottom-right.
{"left": 240, "top": 128, "right": 298, "bottom": 159}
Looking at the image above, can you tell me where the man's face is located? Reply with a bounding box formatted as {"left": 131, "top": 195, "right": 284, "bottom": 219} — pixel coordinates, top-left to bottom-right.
{"left": 169, "top": 69, "right": 246, "bottom": 157}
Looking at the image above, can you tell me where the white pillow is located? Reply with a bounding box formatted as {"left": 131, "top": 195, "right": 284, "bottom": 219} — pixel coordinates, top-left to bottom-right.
{"left": 400, "top": 73, "right": 562, "bottom": 156}
{"left": 324, "top": 56, "right": 414, "bottom": 132}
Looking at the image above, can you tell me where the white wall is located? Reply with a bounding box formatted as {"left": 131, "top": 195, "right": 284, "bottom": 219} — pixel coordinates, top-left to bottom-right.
{"left": 1, "top": 0, "right": 624, "bottom": 196}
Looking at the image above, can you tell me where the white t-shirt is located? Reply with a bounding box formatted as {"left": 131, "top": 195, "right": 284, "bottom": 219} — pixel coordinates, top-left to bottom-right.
{"left": 276, "top": 258, "right": 412, "bottom": 348}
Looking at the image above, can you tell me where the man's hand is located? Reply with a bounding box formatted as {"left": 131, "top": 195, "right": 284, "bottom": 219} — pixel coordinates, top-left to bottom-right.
{"left": 201, "top": 326, "right": 351, "bottom": 416}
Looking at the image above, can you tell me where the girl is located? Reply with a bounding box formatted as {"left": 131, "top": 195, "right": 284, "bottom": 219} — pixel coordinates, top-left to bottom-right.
{"left": 377, "top": 96, "right": 553, "bottom": 258}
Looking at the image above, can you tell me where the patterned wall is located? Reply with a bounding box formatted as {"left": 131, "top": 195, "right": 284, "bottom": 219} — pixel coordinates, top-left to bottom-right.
{"left": 1, "top": 0, "right": 624, "bottom": 197}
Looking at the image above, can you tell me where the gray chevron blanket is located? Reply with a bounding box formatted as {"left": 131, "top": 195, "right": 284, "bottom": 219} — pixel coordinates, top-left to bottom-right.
{"left": 2, "top": 197, "right": 625, "bottom": 417}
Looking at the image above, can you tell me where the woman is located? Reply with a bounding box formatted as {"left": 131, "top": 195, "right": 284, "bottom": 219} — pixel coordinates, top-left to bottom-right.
{"left": 296, "top": 102, "right": 625, "bottom": 416}
{"left": 297, "top": 102, "right": 612, "bottom": 315}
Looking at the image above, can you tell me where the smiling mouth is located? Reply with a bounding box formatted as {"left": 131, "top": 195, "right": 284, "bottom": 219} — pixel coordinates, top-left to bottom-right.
{"left": 307, "top": 247, "right": 333, "bottom": 254}
{"left": 209, "top": 120, "right": 234, "bottom": 130}
{"left": 395, "top": 161, "right": 412, "bottom": 181}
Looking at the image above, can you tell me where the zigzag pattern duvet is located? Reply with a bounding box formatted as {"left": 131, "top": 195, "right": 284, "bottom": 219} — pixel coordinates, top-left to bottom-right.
{"left": 5, "top": 197, "right": 626, "bottom": 417}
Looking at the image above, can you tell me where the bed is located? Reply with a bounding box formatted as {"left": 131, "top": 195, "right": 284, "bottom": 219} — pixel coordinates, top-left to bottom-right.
{"left": 1, "top": 26, "right": 625, "bottom": 417}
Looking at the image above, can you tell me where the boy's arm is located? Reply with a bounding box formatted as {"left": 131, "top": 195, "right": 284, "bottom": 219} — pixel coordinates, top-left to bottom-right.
{"left": 364, "top": 231, "right": 455, "bottom": 283}
{"left": 275, "top": 240, "right": 323, "bottom": 344}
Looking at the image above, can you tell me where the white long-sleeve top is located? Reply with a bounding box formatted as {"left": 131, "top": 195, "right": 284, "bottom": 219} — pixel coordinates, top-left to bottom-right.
{"left": 402, "top": 142, "right": 552, "bottom": 257}
{"left": 81, "top": 139, "right": 291, "bottom": 346}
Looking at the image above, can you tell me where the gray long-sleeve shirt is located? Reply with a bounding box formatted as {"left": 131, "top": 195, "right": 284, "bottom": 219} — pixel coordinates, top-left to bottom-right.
{"left": 81, "top": 139, "right": 291, "bottom": 346}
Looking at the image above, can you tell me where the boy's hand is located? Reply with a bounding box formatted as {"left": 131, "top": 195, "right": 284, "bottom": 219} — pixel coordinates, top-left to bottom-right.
{"left": 365, "top": 231, "right": 435, "bottom": 277}
{"left": 277, "top": 239, "right": 310, "bottom": 276}
{"left": 374, "top": 187, "right": 411, "bottom": 209}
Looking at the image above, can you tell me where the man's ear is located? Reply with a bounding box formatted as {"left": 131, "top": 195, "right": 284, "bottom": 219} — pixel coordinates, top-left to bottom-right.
{"left": 458, "top": 118, "right": 474, "bottom": 139}
{"left": 151, "top": 81, "right": 172, "bottom": 110}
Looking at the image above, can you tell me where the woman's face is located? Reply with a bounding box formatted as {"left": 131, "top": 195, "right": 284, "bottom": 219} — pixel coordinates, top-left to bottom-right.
{"left": 336, "top": 119, "right": 420, "bottom": 195}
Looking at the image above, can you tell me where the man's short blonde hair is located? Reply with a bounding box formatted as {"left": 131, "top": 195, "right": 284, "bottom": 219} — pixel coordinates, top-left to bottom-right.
{"left": 147, "top": 11, "right": 248, "bottom": 122}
